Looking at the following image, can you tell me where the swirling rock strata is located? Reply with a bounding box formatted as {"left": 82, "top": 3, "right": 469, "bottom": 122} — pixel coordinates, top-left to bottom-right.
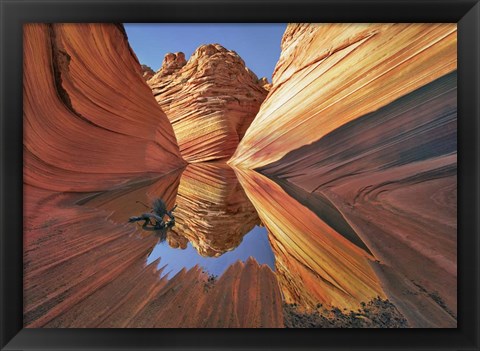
{"left": 234, "top": 168, "right": 386, "bottom": 311}
{"left": 119, "top": 257, "right": 283, "bottom": 328}
{"left": 259, "top": 72, "right": 457, "bottom": 327}
{"left": 23, "top": 24, "right": 184, "bottom": 192}
{"left": 230, "top": 23, "right": 457, "bottom": 168}
{"left": 24, "top": 179, "right": 282, "bottom": 328}
{"left": 148, "top": 44, "right": 268, "bottom": 162}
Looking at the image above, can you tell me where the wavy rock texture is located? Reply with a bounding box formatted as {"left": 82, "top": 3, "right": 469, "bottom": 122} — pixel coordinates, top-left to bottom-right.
{"left": 24, "top": 173, "right": 282, "bottom": 328}
{"left": 227, "top": 23, "right": 457, "bottom": 327}
{"left": 23, "top": 22, "right": 457, "bottom": 328}
{"left": 23, "top": 24, "right": 185, "bottom": 192}
{"left": 77, "top": 168, "right": 184, "bottom": 230}
{"left": 141, "top": 64, "right": 155, "bottom": 81}
{"left": 230, "top": 23, "right": 457, "bottom": 169}
{"left": 119, "top": 257, "right": 283, "bottom": 328}
{"left": 170, "top": 163, "right": 260, "bottom": 257}
{"left": 234, "top": 168, "right": 386, "bottom": 312}
{"left": 23, "top": 23, "right": 281, "bottom": 328}
{"left": 257, "top": 72, "right": 457, "bottom": 327}
{"left": 148, "top": 45, "right": 268, "bottom": 162}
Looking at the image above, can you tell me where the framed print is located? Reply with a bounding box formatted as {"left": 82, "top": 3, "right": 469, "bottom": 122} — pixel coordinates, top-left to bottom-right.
{"left": 1, "top": 0, "right": 479, "bottom": 350}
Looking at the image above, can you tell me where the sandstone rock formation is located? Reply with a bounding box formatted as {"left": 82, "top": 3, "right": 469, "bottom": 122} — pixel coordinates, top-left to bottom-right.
{"left": 154, "top": 51, "right": 187, "bottom": 77}
{"left": 118, "top": 257, "right": 283, "bottom": 328}
{"left": 258, "top": 77, "right": 272, "bottom": 91}
{"left": 24, "top": 172, "right": 282, "bottom": 328}
{"left": 77, "top": 168, "right": 184, "bottom": 229}
{"left": 80, "top": 162, "right": 260, "bottom": 257}
{"left": 148, "top": 44, "right": 268, "bottom": 163}
{"left": 263, "top": 72, "right": 457, "bottom": 327}
{"left": 23, "top": 22, "right": 458, "bottom": 328}
{"left": 235, "top": 168, "right": 386, "bottom": 312}
{"left": 23, "top": 23, "right": 185, "bottom": 192}
{"left": 230, "top": 23, "right": 457, "bottom": 169}
{"left": 255, "top": 65, "right": 457, "bottom": 329}
{"left": 140, "top": 64, "right": 155, "bottom": 81}
{"left": 229, "top": 23, "right": 457, "bottom": 327}
{"left": 23, "top": 24, "right": 281, "bottom": 329}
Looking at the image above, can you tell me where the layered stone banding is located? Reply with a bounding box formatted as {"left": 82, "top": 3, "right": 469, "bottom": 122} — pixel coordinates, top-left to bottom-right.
{"left": 23, "top": 24, "right": 280, "bottom": 328}
{"left": 24, "top": 23, "right": 185, "bottom": 192}
{"left": 234, "top": 168, "right": 386, "bottom": 312}
{"left": 23, "top": 22, "right": 458, "bottom": 328}
{"left": 229, "top": 23, "right": 457, "bottom": 327}
{"left": 140, "top": 64, "right": 155, "bottom": 81}
{"left": 24, "top": 170, "right": 282, "bottom": 328}
{"left": 148, "top": 44, "right": 268, "bottom": 163}
{"left": 230, "top": 23, "right": 457, "bottom": 169}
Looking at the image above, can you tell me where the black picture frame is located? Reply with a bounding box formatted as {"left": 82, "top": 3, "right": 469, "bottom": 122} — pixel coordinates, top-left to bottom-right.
{"left": 1, "top": 0, "right": 479, "bottom": 350}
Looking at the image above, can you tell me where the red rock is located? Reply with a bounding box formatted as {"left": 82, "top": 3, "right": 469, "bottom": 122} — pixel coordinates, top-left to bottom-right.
{"left": 23, "top": 22, "right": 458, "bottom": 328}
{"left": 140, "top": 64, "right": 155, "bottom": 81}
{"left": 24, "top": 177, "right": 282, "bottom": 328}
{"left": 156, "top": 52, "right": 187, "bottom": 77}
{"left": 258, "top": 77, "right": 272, "bottom": 91}
{"left": 148, "top": 44, "right": 268, "bottom": 162}
{"left": 229, "top": 23, "right": 457, "bottom": 327}
{"left": 80, "top": 162, "right": 260, "bottom": 257}
{"left": 234, "top": 168, "right": 386, "bottom": 311}
{"left": 257, "top": 72, "right": 457, "bottom": 327}
{"left": 169, "top": 163, "right": 260, "bottom": 257}
{"left": 23, "top": 24, "right": 185, "bottom": 192}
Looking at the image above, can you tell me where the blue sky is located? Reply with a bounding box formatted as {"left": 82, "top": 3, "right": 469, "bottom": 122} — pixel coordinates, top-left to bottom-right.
{"left": 124, "top": 23, "right": 286, "bottom": 80}
{"left": 146, "top": 225, "right": 275, "bottom": 279}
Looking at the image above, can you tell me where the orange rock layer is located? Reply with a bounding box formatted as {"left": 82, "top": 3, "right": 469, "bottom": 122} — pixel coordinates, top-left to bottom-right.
{"left": 141, "top": 64, "right": 155, "bottom": 81}
{"left": 148, "top": 45, "right": 268, "bottom": 162}
{"left": 24, "top": 180, "right": 283, "bottom": 328}
{"left": 23, "top": 24, "right": 185, "bottom": 192}
{"left": 234, "top": 168, "right": 386, "bottom": 311}
{"left": 230, "top": 23, "right": 457, "bottom": 169}
{"left": 257, "top": 72, "right": 457, "bottom": 327}
{"left": 23, "top": 23, "right": 282, "bottom": 328}
{"left": 23, "top": 22, "right": 458, "bottom": 328}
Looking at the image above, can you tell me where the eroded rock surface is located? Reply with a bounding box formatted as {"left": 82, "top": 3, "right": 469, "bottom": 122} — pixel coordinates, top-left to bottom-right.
{"left": 148, "top": 44, "right": 268, "bottom": 162}
{"left": 234, "top": 168, "right": 386, "bottom": 312}
{"left": 24, "top": 173, "right": 282, "bottom": 328}
{"left": 141, "top": 64, "right": 155, "bottom": 81}
{"left": 258, "top": 72, "right": 457, "bottom": 327}
{"left": 228, "top": 23, "right": 457, "bottom": 328}
{"left": 230, "top": 23, "right": 457, "bottom": 169}
{"left": 23, "top": 24, "right": 280, "bottom": 328}
{"left": 23, "top": 22, "right": 458, "bottom": 328}
{"left": 170, "top": 163, "right": 260, "bottom": 257}
{"left": 24, "top": 24, "right": 185, "bottom": 192}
